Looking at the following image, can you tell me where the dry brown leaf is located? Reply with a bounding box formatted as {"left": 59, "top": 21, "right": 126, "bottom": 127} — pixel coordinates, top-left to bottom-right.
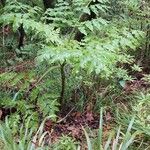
{"left": 85, "top": 112, "right": 94, "bottom": 122}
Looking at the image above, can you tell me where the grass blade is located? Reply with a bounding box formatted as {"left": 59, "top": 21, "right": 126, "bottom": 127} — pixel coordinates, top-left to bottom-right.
{"left": 82, "top": 126, "right": 92, "bottom": 150}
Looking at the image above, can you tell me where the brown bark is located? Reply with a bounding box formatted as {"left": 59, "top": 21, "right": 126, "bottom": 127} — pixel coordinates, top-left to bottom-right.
{"left": 18, "top": 24, "right": 25, "bottom": 49}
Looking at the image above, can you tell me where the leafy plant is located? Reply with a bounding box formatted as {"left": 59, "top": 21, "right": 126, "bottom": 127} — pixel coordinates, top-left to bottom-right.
{"left": 0, "top": 116, "right": 52, "bottom": 150}
{"left": 116, "top": 91, "right": 150, "bottom": 136}
{"left": 0, "top": 116, "right": 78, "bottom": 150}
{"left": 83, "top": 108, "right": 141, "bottom": 150}
{"left": 0, "top": 0, "right": 146, "bottom": 108}
{"left": 0, "top": 68, "right": 59, "bottom": 127}
{"left": 52, "top": 135, "right": 77, "bottom": 150}
{"left": 0, "top": 1, "right": 150, "bottom": 149}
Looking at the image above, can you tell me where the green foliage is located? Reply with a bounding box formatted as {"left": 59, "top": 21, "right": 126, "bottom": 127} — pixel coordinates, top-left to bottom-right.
{"left": 0, "top": 117, "right": 38, "bottom": 150}
{"left": 52, "top": 135, "right": 77, "bottom": 150}
{"left": 133, "top": 93, "right": 150, "bottom": 132}
{"left": 1, "top": 0, "right": 145, "bottom": 79}
{"left": 116, "top": 91, "right": 150, "bottom": 136}
{"left": 0, "top": 116, "right": 77, "bottom": 150}
{"left": 0, "top": 1, "right": 60, "bottom": 44}
{"left": 0, "top": 110, "right": 143, "bottom": 150}
{"left": 37, "top": 0, "right": 145, "bottom": 79}
{"left": 0, "top": 69, "right": 59, "bottom": 127}
{"left": 83, "top": 108, "right": 141, "bottom": 150}
{"left": 43, "top": 0, "right": 109, "bottom": 31}
{"left": 0, "top": 116, "right": 56, "bottom": 150}
{"left": 0, "top": 0, "right": 150, "bottom": 149}
{"left": 114, "top": 91, "right": 150, "bottom": 149}
{"left": 38, "top": 28, "right": 144, "bottom": 79}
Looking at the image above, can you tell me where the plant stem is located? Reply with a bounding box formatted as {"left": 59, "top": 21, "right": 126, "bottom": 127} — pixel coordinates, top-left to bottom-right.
{"left": 18, "top": 24, "right": 25, "bottom": 49}
{"left": 60, "top": 62, "right": 66, "bottom": 105}
{"left": 26, "top": 65, "right": 59, "bottom": 95}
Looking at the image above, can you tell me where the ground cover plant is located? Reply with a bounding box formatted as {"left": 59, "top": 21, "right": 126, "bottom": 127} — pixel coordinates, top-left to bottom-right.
{"left": 0, "top": 0, "right": 150, "bottom": 149}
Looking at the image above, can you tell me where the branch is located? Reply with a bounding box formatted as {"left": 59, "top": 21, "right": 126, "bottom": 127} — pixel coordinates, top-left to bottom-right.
{"left": 26, "top": 65, "right": 59, "bottom": 94}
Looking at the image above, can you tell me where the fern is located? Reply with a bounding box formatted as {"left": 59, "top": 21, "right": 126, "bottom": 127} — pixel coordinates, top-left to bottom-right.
{"left": 0, "top": 1, "right": 60, "bottom": 44}
{"left": 42, "top": 0, "right": 109, "bottom": 35}
{"left": 36, "top": 0, "right": 145, "bottom": 80}
{"left": 38, "top": 26, "right": 144, "bottom": 79}
{"left": 0, "top": 69, "right": 59, "bottom": 126}
{"left": 0, "top": 0, "right": 147, "bottom": 121}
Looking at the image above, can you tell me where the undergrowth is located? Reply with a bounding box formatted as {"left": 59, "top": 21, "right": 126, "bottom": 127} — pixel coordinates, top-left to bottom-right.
{"left": 0, "top": 0, "right": 150, "bottom": 149}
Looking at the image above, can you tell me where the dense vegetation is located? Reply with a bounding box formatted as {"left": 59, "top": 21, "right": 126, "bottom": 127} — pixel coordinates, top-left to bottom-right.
{"left": 0, "top": 0, "right": 150, "bottom": 149}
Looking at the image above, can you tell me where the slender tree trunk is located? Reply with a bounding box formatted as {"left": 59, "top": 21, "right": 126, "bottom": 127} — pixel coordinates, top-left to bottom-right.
{"left": 18, "top": 24, "right": 25, "bottom": 49}
{"left": 60, "top": 62, "right": 66, "bottom": 105}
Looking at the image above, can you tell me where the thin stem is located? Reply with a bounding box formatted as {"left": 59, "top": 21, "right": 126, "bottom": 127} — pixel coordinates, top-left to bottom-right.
{"left": 60, "top": 62, "right": 66, "bottom": 105}
{"left": 18, "top": 24, "right": 25, "bottom": 49}
{"left": 27, "top": 65, "right": 59, "bottom": 93}
{"left": 2, "top": 25, "right": 5, "bottom": 49}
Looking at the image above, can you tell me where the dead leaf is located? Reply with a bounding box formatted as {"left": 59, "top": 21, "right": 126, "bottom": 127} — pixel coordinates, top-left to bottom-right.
{"left": 45, "top": 120, "right": 54, "bottom": 131}
{"left": 85, "top": 112, "right": 94, "bottom": 122}
{"left": 67, "top": 126, "right": 81, "bottom": 138}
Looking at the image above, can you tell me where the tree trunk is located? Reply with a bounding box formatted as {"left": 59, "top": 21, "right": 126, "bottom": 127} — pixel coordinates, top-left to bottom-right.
{"left": 18, "top": 24, "right": 25, "bottom": 49}
{"left": 60, "top": 62, "right": 66, "bottom": 105}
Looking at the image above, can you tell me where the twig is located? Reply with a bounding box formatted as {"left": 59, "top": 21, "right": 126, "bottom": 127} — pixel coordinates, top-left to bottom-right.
{"left": 26, "top": 65, "right": 59, "bottom": 93}
{"left": 57, "top": 107, "right": 75, "bottom": 123}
